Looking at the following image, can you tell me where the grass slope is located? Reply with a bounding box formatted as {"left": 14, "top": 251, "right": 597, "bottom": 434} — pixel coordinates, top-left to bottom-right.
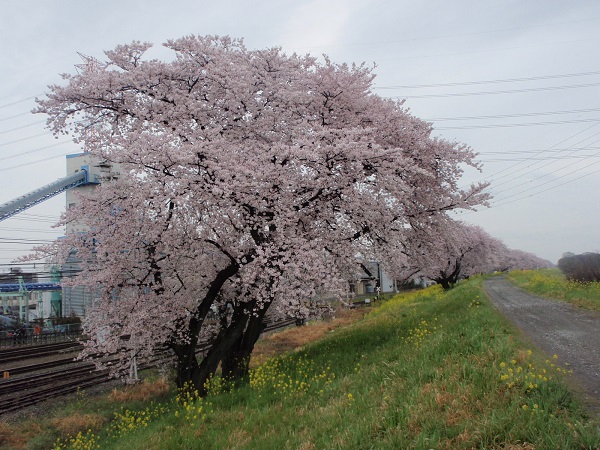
{"left": 3, "top": 275, "right": 599, "bottom": 449}
{"left": 506, "top": 269, "right": 600, "bottom": 312}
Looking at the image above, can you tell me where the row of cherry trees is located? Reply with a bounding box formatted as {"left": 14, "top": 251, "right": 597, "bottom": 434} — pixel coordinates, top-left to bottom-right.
{"left": 33, "top": 36, "right": 541, "bottom": 393}
{"left": 385, "top": 218, "right": 552, "bottom": 289}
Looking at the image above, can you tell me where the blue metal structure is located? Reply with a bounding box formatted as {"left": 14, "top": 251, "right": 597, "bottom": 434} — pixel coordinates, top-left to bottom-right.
{"left": 0, "top": 283, "right": 61, "bottom": 293}
{"left": 0, "top": 169, "right": 91, "bottom": 222}
{"left": 0, "top": 277, "right": 60, "bottom": 323}
{"left": 0, "top": 154, "right": 119, "bottom": 318}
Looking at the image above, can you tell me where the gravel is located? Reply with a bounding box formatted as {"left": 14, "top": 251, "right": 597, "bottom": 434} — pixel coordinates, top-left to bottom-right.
{"left": 484, "top": 277, "right": 600, "bottom": 413}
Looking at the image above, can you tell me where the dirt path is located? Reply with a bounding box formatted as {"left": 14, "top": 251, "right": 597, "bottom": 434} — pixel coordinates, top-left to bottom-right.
{"left": 483, "top": 277, "right": 600, "bottom": 413}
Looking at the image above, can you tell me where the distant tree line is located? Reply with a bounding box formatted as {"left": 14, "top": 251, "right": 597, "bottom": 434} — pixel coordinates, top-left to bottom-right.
{"left": 557, "top": 252, "right": 600, "bottom": 282}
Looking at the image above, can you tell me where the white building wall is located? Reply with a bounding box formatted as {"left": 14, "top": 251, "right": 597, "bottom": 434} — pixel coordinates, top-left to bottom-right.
{"left": 62, "top": 153, "right": 121, "bottom": 317}
{"left": 65, "top": 153, "right": 121, "bottom": 234}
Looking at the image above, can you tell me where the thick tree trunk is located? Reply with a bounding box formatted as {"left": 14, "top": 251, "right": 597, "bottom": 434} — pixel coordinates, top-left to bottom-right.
{"left": 174, "top": 343, "right": 200, "bottom": 388}
{"left": 190, "top": 309, "right": 249, "bottom": 395}
{"left": 220, "top": 304, "right": 269, "bottom": 382}
{"left": 437, "top": 278, "right": 451, "bottom": 290}
{"left": 169, "top": 260, "right": 241, "bottom": 391}
{"left": 173, "top": 299, "right": 272, "bottom": 396}
{"left": 435, "top": 261, "right": 462, "bottom": 290}
{"left": 184, "top": 299, "right": 256, "bottom": 395}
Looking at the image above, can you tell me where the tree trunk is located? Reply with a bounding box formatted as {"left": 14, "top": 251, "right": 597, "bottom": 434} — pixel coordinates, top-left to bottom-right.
{"left": 220, "top": 304, "right": 269, "bottom": 382}
{"left": 173, "top": 343, "right": 200, "bottom": 389}
{"left": 190, "top": 307, "right": 249, "bottom": 395}
{"left": 437, "top": 278, "right": 451, "bottom": 290}
{"left": 169, "top": 260, "right": 241, "bottom": 391}
{"left": 435, "top": 261, "right": 462, "bottom": 290}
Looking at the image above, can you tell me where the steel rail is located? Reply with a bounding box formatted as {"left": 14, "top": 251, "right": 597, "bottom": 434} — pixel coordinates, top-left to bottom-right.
{"left": 0, "top": 318, "right": 298, "bottom": 415}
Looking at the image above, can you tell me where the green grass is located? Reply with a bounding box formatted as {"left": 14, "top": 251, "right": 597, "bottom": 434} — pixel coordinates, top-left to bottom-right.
{"left": 4, "top": 277, "right": 599, "bottom": 449}
{"left": 506, "top": 268, "right": 600, "bottom": 312}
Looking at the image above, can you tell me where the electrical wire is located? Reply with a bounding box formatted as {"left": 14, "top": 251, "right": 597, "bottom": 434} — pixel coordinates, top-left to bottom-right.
{"left": 426, "top": 107, "right": 600, "bottom": 122}
{"left": 0, "top": 132, "right": 51, "bottom": 147}
{"left": 478, "top": 146, "right": 600, "bottom": 155}
{"left": 0, "top": 96, "right": 39, "bottom": 110}
{"left": 463, "top": 167, "right": 600, "bottom": 213}
{"left": 20, "top": 213, "right": 61, "bottom": 220}
{"left": 465, "top": 122, "right": 600, "bottom": 188}
{"left": 480, "top": 154, "right": 600, "bottom": 162}
{"left": 435, "top": 118, "right": 600, "bottom": 130}
{"left": 7, "top": 217, "right": 60, "bottom": 224}
{"left": 0, "top": 238, "right": 57, "bottom": 245}
{"left": 0, "top": 111, "right": 30, "bottom": 122}
{"left": 0, "top": 227, "right": 62, "bottom": 234}
{"left": 0, "top": 120, "right": 46, "bottom": 135}
{"left": 374, "top": 70, "right": 600, "bottom": 90}
{"left": 0, "top": 153, "right": 71, "bottom": 172}
{"left": 0, "top": 141, "right": 70, "bottom": 162}
{"left": 491, "top": 148, "right": 600, "bottom": 197}
{"left": 389, "top": 81, "right": 600, "bottom": 99}
{"left": 487, "top": 129, "right": 600, "bottom": 190}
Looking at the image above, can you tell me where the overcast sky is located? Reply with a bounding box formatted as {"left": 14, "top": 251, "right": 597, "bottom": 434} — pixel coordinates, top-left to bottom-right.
{"left": 1, "top": 0, "right": 599, "bottom": 272}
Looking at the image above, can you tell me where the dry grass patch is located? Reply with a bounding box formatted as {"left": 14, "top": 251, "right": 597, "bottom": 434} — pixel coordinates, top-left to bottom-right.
{"left": 419, "top": 381, "right": 477, "bottom": 427}
{"left": 298, "top": 440, "right": 316, "bottom": 450}
{"left": 252, "top": 307, "right": 367, "bottom": 366}
{"left": 0, "top": 421, "right": 29, "bottom": 449}
{"left": 494, "top": 444, "right": 536, "bottom": 450}
{"left": 108, "top": 377, "right": 171, "bottom": 403}
{"left": 51, "top": 413, "right": 105, "bottom": 437}
{"left": 226, "top": 427, "right": 252, "bottom": 448}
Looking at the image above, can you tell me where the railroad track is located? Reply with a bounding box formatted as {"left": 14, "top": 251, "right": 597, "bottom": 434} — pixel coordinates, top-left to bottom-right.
{"left": 1, "top": 370, "right": 110, "bottom": 414}
{"left": 0, "top": 341, "right": 83, "bottom": 364}
{"left": 0, "top": 318, "right": 297, "bottom": 415}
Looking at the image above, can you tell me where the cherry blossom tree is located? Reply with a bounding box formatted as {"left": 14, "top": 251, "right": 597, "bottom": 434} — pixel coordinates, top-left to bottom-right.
{"left": 35, "top": 36, "right": 489, "bottom": 392}
{"left": 387, "top": 219, "right": 503, "bottom": 289}
{"left": 387, "top": 217, "right": 553, "bottom": 288}
{"left": 499, "top": 248, "right": 553, "bottom": 272}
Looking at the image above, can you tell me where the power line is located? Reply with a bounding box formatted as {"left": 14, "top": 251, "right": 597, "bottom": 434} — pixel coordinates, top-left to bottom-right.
{"left": 0, "top": 112, "right": 31, "bottom": 122}
{"left": 0, "top": 132, "right": 52, "bottom": 147}
{"left": 0, "top": 120, "right": 45, "bottom": 135}
{"left": 0, "top": 141, "right": 69, "bottom": 162}
{"left": 435, "top": 118, "right": 600, "bottom": 130}
{"left": 0, "top": 153, "right": 70, "bottom": 172}
{"left": 478, "top": 146, "right": 600, "bottom": 155}
{"left": 488, "top": 129, "right": 600, "bottom": 190}
{"left": 480, "top": 154, "right": 600, "bottom": 162}
{"left": 490, "top": 168, "right": 600, "bottom": 209}
{"left": 426, "top": 107, "right": 600, "bottom": 122}
{"left": 0, "top": 238, "right": 57, "bottom": 244}
{"left": 0, "top": 96, "right": 39, "bottom": 110}
{"left": 484, "top": 136, "right": 600, "bottom": 199}
{"left": 460, "top": 166, "right": 600, "bottom": 215}
{"left": 0, "top": 227, "right": 63, "bottom": 234}
{"left": 375, "top": 70, "right": 600, "bottom": 90}
{"left": 391, "top": 81, "right": 600, "bottom": 99}
{"left": 491, "top": 147, "right": 600, "bottom": 197}
{"left": 8, "top": 217, "right": 60, "bottom": 224}
{"left": 467, "top": 122, "right": 600, "bottom": 188}
{"left": 20, "top": 213, "right": 61, "bottom": 220}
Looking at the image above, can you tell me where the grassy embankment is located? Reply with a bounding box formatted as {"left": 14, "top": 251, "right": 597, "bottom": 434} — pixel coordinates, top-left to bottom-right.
{"left": 506, "top": 268, "right": 600, "bottom": 312}
{"left": 1, "top": 274, "right": 599, "bottom": 449}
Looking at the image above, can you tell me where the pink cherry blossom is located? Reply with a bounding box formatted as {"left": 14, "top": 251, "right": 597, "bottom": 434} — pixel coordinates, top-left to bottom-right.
{"left": 34, "top": 36, "right": 489, "bottom": 391}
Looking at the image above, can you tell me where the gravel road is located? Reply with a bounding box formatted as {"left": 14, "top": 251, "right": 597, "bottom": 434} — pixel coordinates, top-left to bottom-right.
{"left": 483, "top": 277, "right": 600, "bottom": 413}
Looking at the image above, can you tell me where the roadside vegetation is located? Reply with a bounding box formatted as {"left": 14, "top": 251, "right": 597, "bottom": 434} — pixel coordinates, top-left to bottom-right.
{"left": 506, "top": 268, "right": 600, "bottom": 312}
{"left": 557, "top": 252, "right": 600, "bottom": 283}
{"left": 1, "top": 275, "right": 598, "bottom": 449}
